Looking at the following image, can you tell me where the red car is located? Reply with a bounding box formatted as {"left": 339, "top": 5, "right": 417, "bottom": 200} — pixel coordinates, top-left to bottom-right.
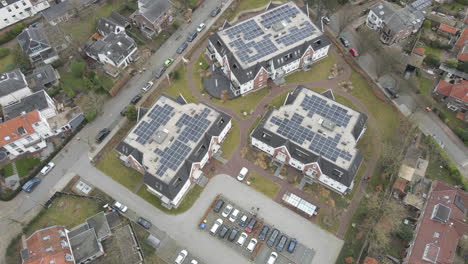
{"left": 349, "top": 48, "right": 359, "bottom": 57}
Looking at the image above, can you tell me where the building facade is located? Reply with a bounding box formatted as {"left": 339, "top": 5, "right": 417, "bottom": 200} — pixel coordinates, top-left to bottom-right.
{"left": 433, "top": 80, "right": 468, "bottom": 115}
{"left": 0, "top": 68, "right": 31, "bottom": 106}
{"left": 0, "top": 0, "right": 50, "bottom": 30}
{"left": 131, "top": 0, "right": 172, "bottom": 39}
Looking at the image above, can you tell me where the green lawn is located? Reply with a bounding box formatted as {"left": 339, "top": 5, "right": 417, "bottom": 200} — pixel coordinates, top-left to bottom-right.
{"left": 213, "top": 88, "right": 270, "bottom": 118}
{"left": 1, "top": 163, "right": 14, "bottom": 177}
{"left": 193, "top": 53, "right": 209, "bottom": 93}
{"left": 60, "top": 70, "right": 85, "bottom": 92}
{"left": 16, "top": 157, "right": 40, "bottom": 178}
{"left": 418, "top": 75, "right": 434, "bottom": 95}
{"left": 284, "top": 54, "right": 337, "bottom": 84}
{"left": 96, "top": 151, "right": 143, "bottom": 191}
{"left": 220, "top": 120, "right": 240, "bottom": 159}
{"left": 249, "top": 172, "right": 281, "bottom": 199}
{"left": 270, "top": 89, "right": 291, "bottom": 108}
{"left": 137, "top": 185, "right": 203, "bottom": 215}
{"left": 442, "top": 2, "right": 465, "bottom": 10}
{"left": 416, "top": 45, "right": 441, "bottom": 58}
{"left": 0, "top": 53, "right": 14, "bottom": 72}
{"left": 163, "top": 64, "right": 199, "bottom": 103}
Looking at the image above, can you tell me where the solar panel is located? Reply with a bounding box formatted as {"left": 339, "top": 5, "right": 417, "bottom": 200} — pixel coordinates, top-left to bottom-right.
{"left": 308, "top": 133, "right": 352, "bottom": 162}
{"left": 134, "top": 104, "right": 174, "bottom": 144}
{"left": 271, "top": 114, "right": 315, "bottom": 145}
{"left": 225, "top": 20, "right": 264, "bottom": 41}
{"left": 276, "top": 24, "right": 316, "bottom": 46}
{"left": 300, "top": 95, "right": 351, "bottom": 127}
{"left": 259, "top": 4, "right": 300, "bottom": 28}
{"left": 410, "top": 0, "right": 432, "bottom": 11}
{"left": 155, "top": 141, "right": 192, "bottom": 177}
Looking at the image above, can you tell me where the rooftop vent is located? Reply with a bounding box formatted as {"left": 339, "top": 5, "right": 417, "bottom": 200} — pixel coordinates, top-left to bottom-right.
{"left": 272, "top": 22, "right": 285, "bottom": 32}
{"left": 378, "top": 4, "right": 383, "bottom": 9}
{"left": 379, "top": 11, "right": 385, "bottom": 15}
{"left": 321, "top": 119, "right": 335, "bottom": 131}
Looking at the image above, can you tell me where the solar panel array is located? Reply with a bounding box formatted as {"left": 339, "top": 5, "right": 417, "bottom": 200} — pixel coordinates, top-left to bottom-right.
{"left": 276, "top": 25, "right": 316, "bottom": 46}
{"left": 154, "top": 141, "right": 192, "bottom": 177}
{"left": 271, "top": 114, "right": 315, "bottom": 145}
{"left": 259, "top": 4, "right": 300, "bottom": 28}
{"left": 225, "top": 20, "right": 264, "bottom": 41}
{"left": 309, "top": 133, "right": 353, "bottom": 162}
{"left": 300, "top": 95, "right": 351, "bottom": 127}
{"left": 133, "top": 104, "right": 174, "bottom": 144}
{"left": 230, "top": 36, "right": 278, "bottom": 64}
{"left": 176, "top": 109, "right": 212, "bottom": 143}
{"left": 410, "top": 0, "right": 432, "bottom": 11}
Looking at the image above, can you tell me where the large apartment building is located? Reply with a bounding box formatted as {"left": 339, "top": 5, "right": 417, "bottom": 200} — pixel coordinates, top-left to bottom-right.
{"left": 206, "top": 2, "right": 330, "bottom": 97}
{"left": 116, "top": 95, "right": 232, "bottom": 208}
{"left": 0, "top": 0, "right": 50, "bottom": 30}
{"left": 251, "top": 86, "right": 367, "bottom": 194}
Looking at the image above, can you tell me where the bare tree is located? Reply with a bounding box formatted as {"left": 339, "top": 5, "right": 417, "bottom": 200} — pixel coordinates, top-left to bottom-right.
{"left": 373, "top": 47, "right": 406, "bottom": 78}
{"left": 307, "top": 0, "right": 340, "bottom": 19}
{"left": 336, "top": 8, "right": 358, "bottom": 36}
{"left": 355, "top": 27, "right": 382, "bottom": 56}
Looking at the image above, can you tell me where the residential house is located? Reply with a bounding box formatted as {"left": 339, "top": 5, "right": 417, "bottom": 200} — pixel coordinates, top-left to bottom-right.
{"left": 20, "top": 226, "right": 74, "bottom": 264}
{"left": 456, "top": 27, "right": 468, "bottom": 63}
{"left": 85, "top": 32, "right": 139, "bottom": 77}
{"left": 437, "top": 23, "right": 457, "bottom": 37}
{"left": 206, "top": 2, "right": 331, "bottom": 97}
{"left": 0, "top": 68, "right": 31, "bottom": 107}
{"left": 404, "top": 181, "right": 468, "bottom": 264}
{"left": 41, "top": 0, "right": 94, "bottom": 26}
{"left": 17, "top": 23, "right": 59, "bottom": 65}
{"left": 3, "top": 90, "right": 57, "bottom": 120}
{"left": 131, "top": 0, "right": 172, "bottom": 39}
{"left": 116, "top": 94, "right": 232, "bottom": 208}
{"left": 30, "top": 64, "right": 60, "bottom": 90}
{"left": 433, "top": 80, "right": 468, "bottom": 118}
{"left": 0, "top": 110, "right": 52, "bottom": 157}
{"left": 96, "top": 12, "right": 131, "bottom": 37}
{"left": 250, "top": 86, "right": 367, "bottom": 194}
{"left": 0, "top": 0, "right": 50, "bottom": 30}
{"left": 366, "top": 0, "right": 426, "bottom": 45}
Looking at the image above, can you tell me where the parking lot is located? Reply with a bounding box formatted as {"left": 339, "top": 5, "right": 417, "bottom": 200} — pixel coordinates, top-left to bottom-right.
{"left": 200, "top": 195, "right": 315, "bottom": 264}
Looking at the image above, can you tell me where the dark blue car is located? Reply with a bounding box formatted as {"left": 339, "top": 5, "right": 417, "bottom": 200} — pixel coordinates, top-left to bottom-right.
{"left": 22, "top": 177, "right": 41, "bottom": 193}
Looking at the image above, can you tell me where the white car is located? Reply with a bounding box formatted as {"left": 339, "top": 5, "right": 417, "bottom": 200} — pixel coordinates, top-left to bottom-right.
{"left": 237, "top": 167, "right": 248, "bottom": 181}
{"left": 229, "top": 209, "right": 240, "bottom": 222}
{"left": 197, "top": 23, "right": 206, "bottom": 32}
{"left": 174, "top": 249, "right": 187, "bottom": 264}
{"left": 40, "top": 162, "right": 55, "bottom": 175}
{"left": 190, "top": 260, "right": 198, "bottom": 264}
{"left": 221, "top": 204, "right": 233, "bottom": 217}
{"left": 267, "top": 252, "right": 278, "bottom": 264}
{"left": 246, "top": 238, "right": 258, "bottom": 252}
{"left": 236, "top": 232, "right": 248, "bottom": 246}
{"left": 210, "top": 218, "right": 223, "bottom": 235}
{"left": 113, "top": 201, "right": 128, "bottom": 213}
{"left": 142, "top": 81, "right": 153, "bottom": 92}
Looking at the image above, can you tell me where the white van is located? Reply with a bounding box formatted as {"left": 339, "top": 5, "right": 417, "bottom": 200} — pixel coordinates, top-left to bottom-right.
{"left": 237, "top": 167, "right": 248, "bottom": 181}
{"left": 210, "top": 218, "right": 223, "bottom": 235}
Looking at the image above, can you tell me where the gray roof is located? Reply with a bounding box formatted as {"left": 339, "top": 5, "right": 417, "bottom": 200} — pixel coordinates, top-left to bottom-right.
{"left": 97, "top": 13, "right": 130, "bottom": 37}
{"left": 109, "top": 12, "right": 131, "bottom": 27}
{"left": 32, "top": 65, "right": 58, "bottom": 88}
{"left": 86, "top": 212, "right": 111, "bottom": 241}
{"left": 3, "top": 90, "right": 50, "bottom": 120}
{"left": 0, "top": 68, "right": 28, "bottom": 97}
{"left": 370, "top": 1, "right": 425, "bottom": 33}
{"left": 69, "top": 228, "right": 102, "bottom": 263}
{"left": 41, "top": 0, "right": 94, "bottom": 21}
{"left": 17, "top": 24, "right": 51, "bottom": 55}
{"left": 105, "top": 211, "right": 121, "bottom": 229}
{"left": 86, "top": 32, "right": 136, "bottom": 66}
{"left": 137, "top": 0, "right": 171, "bottom": 24}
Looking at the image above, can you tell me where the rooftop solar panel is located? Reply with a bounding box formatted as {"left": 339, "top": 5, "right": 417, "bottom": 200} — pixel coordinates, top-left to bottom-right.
{"left": 300, "top": 95, "right": 351, "bottom": 127}
{"left": 134, "top": 104, "right": 174, "bottom": 144}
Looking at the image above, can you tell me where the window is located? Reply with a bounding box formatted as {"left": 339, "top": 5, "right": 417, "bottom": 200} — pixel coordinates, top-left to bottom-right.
{"left": 434, "top": 232, "right": 440, "bottom": 238}
{"left": 7, "top": 8, "right": 11, "bottom": 12}
{"left": 3, "top": 18, "right": 8, "bottom": 23}
{"left": 26, "top": 136, "right": 33, "bottom": 142}
{"left": 19, "top": 12, "right": 23, "bottom": 15}
{"left": 33, "top": 145, "right": 40, "bottom": 150}
{"left": 17, "top": 149, "right": 24, "bottom": 154}
{"left": 14, "top": 4, "right": 18, "bottom": 9}
{"left": 22, "top": 1, "right": 26, "bottom": 6}
{"left": 9, "top": 143, "right": 17, "bottom": 148}
{"left": 12, "top": 15, "right": 16, "bottom": 18}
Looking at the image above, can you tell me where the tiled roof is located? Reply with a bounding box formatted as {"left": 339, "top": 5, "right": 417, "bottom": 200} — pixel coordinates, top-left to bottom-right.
{"left": 0, "top": 110, "right": 40, "bottom": 146}
{"left": 438, "top": 23, "right": 457, "bottom": 34}
{"left": 406, "top": 181, "right": 468, "bottom": 264}
{"left": 413, "top": 47, "right": 425, "bottom": 56}
{"left": 455, "top": 27, "right": 468, "bottom": 48}
{"left": 434, "top": 80, "right": 453, "bottom": 96}
{"left": 457, "top": 44, "right": 468, "bottom": 62}
{"left": 22, "top": 226, "right": 74, "bottom": 264}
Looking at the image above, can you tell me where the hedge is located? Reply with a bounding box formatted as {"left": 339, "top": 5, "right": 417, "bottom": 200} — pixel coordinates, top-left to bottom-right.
{"left": 0, "top": 24, "right": 25, "bottom": 45}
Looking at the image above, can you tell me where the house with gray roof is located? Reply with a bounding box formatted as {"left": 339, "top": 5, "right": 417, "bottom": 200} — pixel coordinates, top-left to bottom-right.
{"left": 17, "top": 23, "right": 59, "bottom": 65}
{"left": 31, "top": 64, "right": 60, "bottom": 90}
{"left": 0, "top": 68, "right": 31, "bottom": 107}
{"left": 3, "top": 90, "right": 57, "bottom": 121}
{"left": 41, "top": 0, "right": 94, "bottom": 26}
{"left": 131, "top": 0, "right": 173, "bottom": 39}
{"left": 97, "top": 12, "right": 131, "bottom": 37}
{"left": 251, "top": 86, "right": 367, "bottom": 194}
{"left": 366, "top": 0, "right": 427, "bottom": 45}
{"left": 116, "top": 94, "right": 232, "bottom": 209}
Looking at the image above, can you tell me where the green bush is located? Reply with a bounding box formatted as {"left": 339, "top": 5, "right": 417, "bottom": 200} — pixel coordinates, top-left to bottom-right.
{"left": 170, "top": 70, "right": 180, "bottom": 80}
{"left": 395, "top": 225, "right": 413, "bottom": 242}
{"left": 457, "top": 61, "right": 468, "bottom": 73}
{"left": 84, "top": 109, "right": 98, "bottom": 122}
{"left": 0, "top": 24, "right": 25, "bottom": 45}
{"left": 71, "top": 60, "right": 86, "bottom": 78}
{"left": 62, "top": 84, "right": 76, "bottom": 98}
{"left": 12, "top": 46, "right": 31, "bottom": 72}
{"left": 126, "top": 105, "right": 137, "bottom": 121}
{"left": 424, "top": 54, "right": 440, "bottom": 68}
{"left": 423, "top": 20, "right": 431, "bottom": 29}
{"left": 0, "top": 48, "right": 10, "bottom": 59}
{"left": 51, "top": 59, "right": 65, "bottom": 68}
{"left": 455, "top": 128, "right": 468, "bottom": 145}
{"left": 445, "top": 59, "right": 458, "bottom": 69}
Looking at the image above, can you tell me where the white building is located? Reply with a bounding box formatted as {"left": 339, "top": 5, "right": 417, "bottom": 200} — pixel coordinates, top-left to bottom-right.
{"left": 250, "top": 87, "right": 367, "bottom": 194}
{"left": 0, "top": 0, "right": 50, "bottom": 30}
{"left": 3, "top": 90, "right": 57, "bottom": 120}
{"left": 206, "top": 2, "right": 331, "bottom": 97}
{"left": 0, "top": 68, "right": 32, "bottom": 107}
{"left": 0, "top": 110, "right": 52, "bottom": 157}
{"left": 116, "top": 94, "right": 232, "bottom": 208}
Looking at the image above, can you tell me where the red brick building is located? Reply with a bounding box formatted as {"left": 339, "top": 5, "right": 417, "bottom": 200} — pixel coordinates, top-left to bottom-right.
{"left": 433, "top": 80, "right": 468, "bottom": 120}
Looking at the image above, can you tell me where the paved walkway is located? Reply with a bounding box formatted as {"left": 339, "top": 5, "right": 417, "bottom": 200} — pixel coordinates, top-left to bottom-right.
{"left": 185, "top": 39, "right": 382, "bottom": 239}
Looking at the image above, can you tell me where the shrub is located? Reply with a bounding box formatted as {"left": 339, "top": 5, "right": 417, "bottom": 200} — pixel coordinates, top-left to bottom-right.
{"left": 395, "top": 225, "right": 413, "bottom": 242}
{"left": 424, "top": 54, "right": 440, "bottom": 67}
{"left": 423, "top": 20, "right": 431, "bottom": 29}
{"left": 71, "top": 60, "right": 86, "bottom": 78}
{"left": 0, "top": 23, "right": 25, "bottom": 45}
{"left": 51, "top": 59, "right": 65, "bottom": 68}
{"left": 457, "top": 61, "right": 468, "bottom": 73}
{"left": 0, "top": 48, "right": 10, "bottom": 59}
{"left": 126, "top": 105, "right": 137, "bottom": 121}
{"left": 445, "top": 59, "right": 458, "bottom": 69}
{"left": 455, "top": 128, "right": 468, "bottom": 145}
{"left": 170, "top": 70, "right": 180, "bottom": 80}
{"left": 62, "top": 84, "right": 76, "bottom": 98}
{"left": 84, "top": 109, "right": 98, "bottom": 122}
{"left": 12, "top": 46, "right": 31, "bottom": 72}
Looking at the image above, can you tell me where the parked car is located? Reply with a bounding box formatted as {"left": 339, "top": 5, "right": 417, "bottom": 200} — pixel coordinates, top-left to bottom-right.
{"left": 113, "top": 201, "right": 128, "bottom": 213}
{"left": 142, "top": 81, "right": 153, "bottom": 92}
{"left": 40, "top": 162, "right": 55, "bottom": 175}
{"left": 120, "top": 106, "right": 128, "bottom": 116}
{"left": 164, "top": 58, "right": 174, "bottom": 68}
{"left": 237, "top": 167, "right": 248, "bottom": 181}
{"left": 221, "top": 204, "right": 233, "bottom": 217}
{"left": 187, "top": 31, "right": 198, "bottom": 42}
{"left": 130, "top": 94, "right": 142, "bottom": 104}
{"left": 218, "top": 225, "right": 230, "bottom": 238}
{"left": 276, "top": 235, "right": 288, "bottom": 252}
{"left": 211, "top": 7, "right": 221, "bottom": 17}
{"left": 174, "top": 249, "right": 187, "bottom": 264}
{"left": 339, "top": 36, "right": 350, "bottom": 47}
{"left": 137, "top": 217, "right": 152, "bottom": 229}
{"left": 245, "top": 217, "right": 257, "bottom": 233}
{"left": 287, "top": 238, "right": 297, "bottom": 253}
{"left": 322, "top": 16, "right": 331, "bottom": 25}
{"left": 267, "top": 252, "right": 278, "bottom": 264}
{"left": 267, "top": 229, "right": 280, "bottom": 247}
{"left": 229, "top": 209, "right": 240, "bottom": 222}
{"left": 213, "top": 199, "right": 225, "bottom": 213}
{"left": 236, "top": 232, "right": 248, "bottom": 246}
{"left": 95, "top": 128, "right": 110, "bottom": 143}
{"left": 349, "top": 48, "right": 359, "bottom": 57}
{"left": 177, "top": 42, "right": 188, "bottom": 54}
{"left": 258, "top": 225, "right": 270, "bottom": 241}
{"left": 22, "top": 177, "right": 41, "bottom": 193}
{"left": 237, "top": 214, "right": 248, "bottom": 227}
{"left": 228, "top": 228, "right": 239, "bottom": 242}
{"left": 155, "top": 67, "right": 166, "bottom": 79}
{"left": 246, "top": 238, "right": 258, "bottom": 252}
{"left": 210, "top": 218, "right": 223, "bottom": 235}
{"left": 197, "top": 23, "right": 206, "bottom": 32}
{"left": 190, "top": 260, "right": 198, "bottom": 264}
{"left": 385, "top": 87, "right": 399, "bottom": 99}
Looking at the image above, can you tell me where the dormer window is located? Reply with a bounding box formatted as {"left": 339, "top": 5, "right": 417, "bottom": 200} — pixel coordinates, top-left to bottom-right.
{"left": 233, "top": 64, "right": 238, "bottom": 69}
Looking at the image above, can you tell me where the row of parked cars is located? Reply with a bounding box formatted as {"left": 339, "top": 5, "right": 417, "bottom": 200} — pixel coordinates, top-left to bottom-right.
{"left": 22, "top": 162, "right": 56, "bottom": 192}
